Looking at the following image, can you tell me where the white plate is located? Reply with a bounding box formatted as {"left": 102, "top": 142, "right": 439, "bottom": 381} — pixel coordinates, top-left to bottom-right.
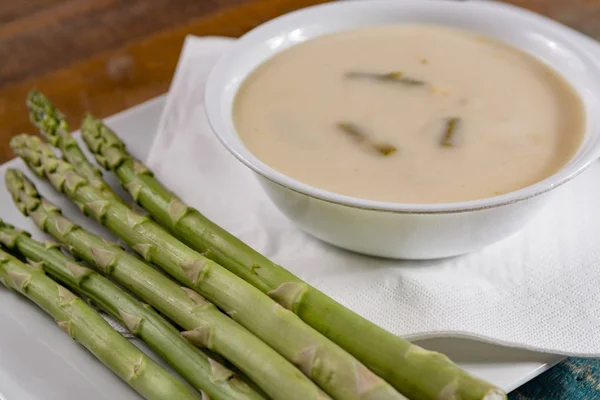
{"left": 0, "top": 96, "right": 561, "bottom": 399}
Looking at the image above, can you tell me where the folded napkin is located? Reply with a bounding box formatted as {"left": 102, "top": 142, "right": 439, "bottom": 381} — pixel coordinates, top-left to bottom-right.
{"left": 147, "top": 35, "right": 600, "bottom": 356}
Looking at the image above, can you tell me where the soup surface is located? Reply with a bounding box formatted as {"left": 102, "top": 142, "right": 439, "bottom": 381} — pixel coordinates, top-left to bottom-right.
{"left": 233, "top": 25, "right": 585, "bottom": 203}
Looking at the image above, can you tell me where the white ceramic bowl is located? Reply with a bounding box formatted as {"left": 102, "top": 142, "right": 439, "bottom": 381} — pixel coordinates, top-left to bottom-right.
{"left": 206, "top": 0, "right": 600, "bottom": 259}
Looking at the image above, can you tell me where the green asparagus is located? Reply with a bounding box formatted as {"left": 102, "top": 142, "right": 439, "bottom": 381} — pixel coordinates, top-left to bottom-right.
{"left": 12, "top": 133, "right": 405, "bottom": 400}
{"left": 80, "top": 115, "right": 506, "bottom": 400}
{"left": 27, "top": 91, "right": 118, "bottom": 200}
{"left": 0, "top": 214, "right": 265, "bottom": 400}
{"left": 0, "top": 246, "right": 201, "bottom": 400}
{"left": 5, "top": 166, "right": 326, "bottom": 400}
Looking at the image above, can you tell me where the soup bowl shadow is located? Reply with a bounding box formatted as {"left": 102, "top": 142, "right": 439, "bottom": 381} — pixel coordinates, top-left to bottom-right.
{"left": 205, "top": 0, "right": 600, "bottom": 259}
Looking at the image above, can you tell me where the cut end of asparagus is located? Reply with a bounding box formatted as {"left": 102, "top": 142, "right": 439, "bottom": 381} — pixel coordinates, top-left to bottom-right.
{"left": 26, "top": 91, "right": 68, "bottom": 146}
{"left": 484, "top": 390, "right": 507, "bottom": 400}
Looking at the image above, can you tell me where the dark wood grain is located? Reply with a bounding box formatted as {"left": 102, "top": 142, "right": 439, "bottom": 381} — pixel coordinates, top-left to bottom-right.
{"left": 0, "top": 0, "right": 64, "bottom": 23}
{"left": 0, "top": 0, "right": 259, "bottom": 85}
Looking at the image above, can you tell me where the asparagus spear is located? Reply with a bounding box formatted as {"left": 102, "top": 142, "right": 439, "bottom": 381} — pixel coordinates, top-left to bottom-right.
{"left": 27, "top": 91, "right": 117, "bottom": 199}
{"left": 12, "top": 134, "right": 405, "bottom": 400}
{"left": 0, "top": 215, "right": 265, "bottom": 400}
{"left": 0, "top": 246, "right": 201, "bottom": 400}
{"left": 5, "top": 167, "right": 326, "bottom": 400}
{"left": 80, "top": 116, "right": 506, "bottom": 400}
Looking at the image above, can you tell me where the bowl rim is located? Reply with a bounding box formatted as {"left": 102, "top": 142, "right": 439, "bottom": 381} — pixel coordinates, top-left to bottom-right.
{"left": 205, "top": 0, "right": 600, "bottom": 214}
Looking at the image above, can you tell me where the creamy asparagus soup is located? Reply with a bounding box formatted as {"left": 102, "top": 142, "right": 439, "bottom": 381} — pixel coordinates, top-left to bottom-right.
{"left": 233, "top": 25, "right": 585, "bottom": 203}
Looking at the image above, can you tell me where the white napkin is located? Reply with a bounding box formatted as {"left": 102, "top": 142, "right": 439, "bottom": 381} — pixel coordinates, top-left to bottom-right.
{"left": 147, "top": 35, "right": 600, "bottom": 357}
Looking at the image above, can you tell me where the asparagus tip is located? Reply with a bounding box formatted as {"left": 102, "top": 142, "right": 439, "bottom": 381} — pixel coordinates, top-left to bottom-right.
{"left": 10, "top": 134, "right": 46, "bottom": 157}
{"left": 25, "top": 90, "right": 46, "bottom": 110}
{"left": 81, "top": 114, "right": 126, "bottom": 151}
{"left": 26, "top": 91, "right": 67, "bottom": 143}
{"left": 81, "top": 113, "right": 100, "bottom": 133}
{"left": 10, "top": 134, "right": 66, "bottom": 180}
{"left": 5, "top": 168, "right": 47, "bottom": 221}
{"left": 5, "top": 168, "right": 25, "bottom": 196}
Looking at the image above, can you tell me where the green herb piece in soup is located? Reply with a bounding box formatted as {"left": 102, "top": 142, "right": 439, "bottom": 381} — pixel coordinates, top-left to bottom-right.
{"left": 345, "top": 71, "right": 426, "bottom": 86}
{"left": 441, "top": 117, "right": 460, "bottom": 147}
{"left": 336, "top": 122, "right": 397, "bottom": 156}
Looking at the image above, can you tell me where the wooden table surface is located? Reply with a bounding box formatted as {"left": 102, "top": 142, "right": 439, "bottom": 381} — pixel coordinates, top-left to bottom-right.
{"left": 1, "top": 0, "right": 600, "bottom": 399}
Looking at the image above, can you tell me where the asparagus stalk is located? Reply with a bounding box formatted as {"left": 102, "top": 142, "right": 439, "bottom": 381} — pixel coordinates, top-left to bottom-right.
{"left": 5, "top": 167, "right": 325, "bottom": 400}
{"left": 12, "top": 134, "right": 405, "bottom": 400}
{"left": 0, "top": 246, "right": 201, "bottom": 400}
{"left": 81, "top": 116, "right": 506, "bottom": 400}
{"left": 27, "top": 91, "right": 117, "bottom": 200}
{"left": 0, "top": 215, "right": 265, "bottom": 400}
